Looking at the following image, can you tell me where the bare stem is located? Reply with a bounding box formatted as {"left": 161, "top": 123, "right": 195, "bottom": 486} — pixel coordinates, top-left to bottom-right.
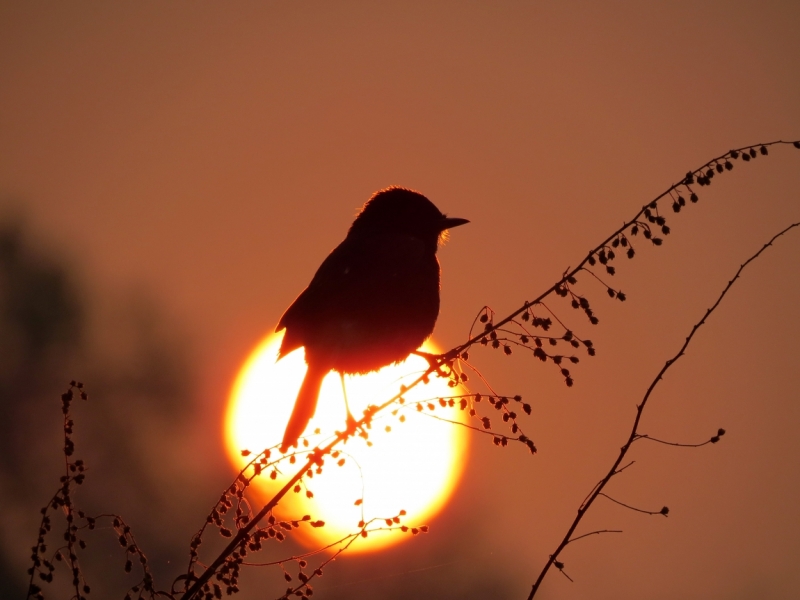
{"left": 526, "top": 222, "right": 799, "bottom": 599}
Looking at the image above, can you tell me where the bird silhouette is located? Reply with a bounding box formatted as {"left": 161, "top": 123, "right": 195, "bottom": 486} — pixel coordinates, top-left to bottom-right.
{"left": 276, "top": 186, "right": 468, "bottom": 453}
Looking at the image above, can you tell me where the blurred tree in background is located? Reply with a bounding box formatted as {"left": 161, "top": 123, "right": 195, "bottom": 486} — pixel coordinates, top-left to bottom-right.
{"left": 1, "top": 216, "right": 85, "bottom": 597}
{"left": 0, "top": 211, "right": 222, "bottom": 597}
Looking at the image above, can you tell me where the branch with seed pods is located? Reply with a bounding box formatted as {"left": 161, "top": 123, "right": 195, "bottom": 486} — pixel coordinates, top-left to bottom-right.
{"left": 26, "top": 384, "right": 161, "bottom": 600}
{"left": 527, "top": 222, "right": 799, "bottom": 597}
{"left": 178, "top": 139, "right": 800, "bottom": 600}
{"left": 454, "top": 141, "right": 799, "bottom": 391}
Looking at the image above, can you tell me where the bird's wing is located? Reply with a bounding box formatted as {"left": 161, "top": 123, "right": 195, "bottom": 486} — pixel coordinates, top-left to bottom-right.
{"left": 276, "top": 234, "right": 429, "bottom": 356}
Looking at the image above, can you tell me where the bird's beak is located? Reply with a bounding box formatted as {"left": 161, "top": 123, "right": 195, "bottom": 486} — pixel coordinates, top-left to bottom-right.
{"left": 439, "top": 216, "right": 470, "bottom": 231}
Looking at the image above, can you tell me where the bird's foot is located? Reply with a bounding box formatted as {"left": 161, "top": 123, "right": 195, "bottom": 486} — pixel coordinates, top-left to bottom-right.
{"left": 412, "top": 350, "right": 444, "bottom": 367}
{"left": 412, "top": 350, "right": 453, "bottom": 376}
{"left": 343, "top": 409, "right": 378, "bottom": 444}
{"left": 342, "top": 409, "right": 366, "bottom": 440}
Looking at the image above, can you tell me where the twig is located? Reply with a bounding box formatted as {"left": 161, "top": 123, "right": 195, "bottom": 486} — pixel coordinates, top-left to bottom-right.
{"left": 526, "top": 222, "right": 799, "bottom": 599}
{"left": 452, "top": 142, "right": 799, "bottom": 361}
{"left": 597, "top": 493, "right": 667, "bottom": 516}
{"left": 635, "top": 433, "right": 718, "bottom": 448}
{"left": 567, "top": 529, "right": 623, "bottom": 545}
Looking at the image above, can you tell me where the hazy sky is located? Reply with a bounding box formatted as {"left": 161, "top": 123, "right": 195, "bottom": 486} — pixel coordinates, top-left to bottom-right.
{"left": 1, "top": 2, "right": 799, "bottom": 598}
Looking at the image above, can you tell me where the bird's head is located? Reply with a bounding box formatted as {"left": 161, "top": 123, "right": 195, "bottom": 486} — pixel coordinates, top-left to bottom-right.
{"left": 348, "top": 187, "right": 468, "bottom": 249}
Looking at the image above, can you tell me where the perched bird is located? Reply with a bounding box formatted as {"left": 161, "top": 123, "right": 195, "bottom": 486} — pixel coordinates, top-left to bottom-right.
{"left": 276, "top": 186, "right": 468, "bottom": 452}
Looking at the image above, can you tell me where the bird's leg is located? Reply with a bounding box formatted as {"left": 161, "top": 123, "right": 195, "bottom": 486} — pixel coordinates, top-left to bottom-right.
{"left": 340, "top": 372, "right": 357, "bottom": 431}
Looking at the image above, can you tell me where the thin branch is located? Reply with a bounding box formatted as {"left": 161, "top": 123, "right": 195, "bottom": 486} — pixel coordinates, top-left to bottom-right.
{"left": 635, "top": 433, "right": 719, "bottom": 448}
{"left": 452, "top": 142, "right": 799, "bottom": 361}
{"left": 614, "top": 461, "right": 636, "bottom": 476}
{"left": 567, "top": 529, "right": 623, "bottom": 545}
{"left": 527, "top": 221, "right": 799, "bottom": 599}
{"left": 597, "top": 493, "right": 667, "bottom": 516}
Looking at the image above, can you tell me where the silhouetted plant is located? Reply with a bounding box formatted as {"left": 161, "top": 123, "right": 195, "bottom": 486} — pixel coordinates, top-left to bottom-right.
{"left": 27, "top": 383, "right": 157, "bottom": 600}
{"left": 26, "top": 140, "right": 800, "bottom": 599}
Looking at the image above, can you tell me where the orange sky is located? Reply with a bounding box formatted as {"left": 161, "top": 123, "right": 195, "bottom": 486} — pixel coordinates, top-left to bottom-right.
{"left": 1, "top": 2, "right": 799, "bottom": 598}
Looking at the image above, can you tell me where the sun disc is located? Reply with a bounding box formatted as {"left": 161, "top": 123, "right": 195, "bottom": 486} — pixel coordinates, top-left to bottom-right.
{"left": 224, "top": 332, "right": 469, "bottom": 553}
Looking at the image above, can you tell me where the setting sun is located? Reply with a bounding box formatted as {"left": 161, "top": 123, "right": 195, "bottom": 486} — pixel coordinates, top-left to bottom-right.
{"left": 224, "top": 332, "right": 469, "bottom": 553}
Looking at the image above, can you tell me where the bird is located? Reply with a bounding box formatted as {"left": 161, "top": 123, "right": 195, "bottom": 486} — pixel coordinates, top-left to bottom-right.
{"left": 276, "top": 186, "right": 468, "bottom": 453}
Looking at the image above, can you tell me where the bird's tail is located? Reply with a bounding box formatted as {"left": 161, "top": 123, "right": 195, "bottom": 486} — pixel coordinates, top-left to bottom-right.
{"left": 280, "top": 363, "right": 326, "bottom": 453}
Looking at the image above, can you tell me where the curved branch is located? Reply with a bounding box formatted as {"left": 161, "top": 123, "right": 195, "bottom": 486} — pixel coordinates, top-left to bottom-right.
{"left": 526, "top": 222, "right": 799, "bottom": 599}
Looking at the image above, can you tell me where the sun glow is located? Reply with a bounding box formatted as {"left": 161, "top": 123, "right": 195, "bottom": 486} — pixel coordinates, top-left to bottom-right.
{"left": 224, "top": 332, "right": 469, "bottom": 553}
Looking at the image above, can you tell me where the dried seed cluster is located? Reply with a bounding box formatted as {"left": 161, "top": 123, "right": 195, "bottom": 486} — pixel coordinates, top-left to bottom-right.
{"left": 456, "top": 143, "right": 793, "bottom": 401}
{"left": 27, "top": 383, "right": 156, "bottom": 600}
{"left": 389, "top": 391, "right": 537, "bottom": 455}
{"left": 182, "top": 441, "right": 427, "bottom": 600}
